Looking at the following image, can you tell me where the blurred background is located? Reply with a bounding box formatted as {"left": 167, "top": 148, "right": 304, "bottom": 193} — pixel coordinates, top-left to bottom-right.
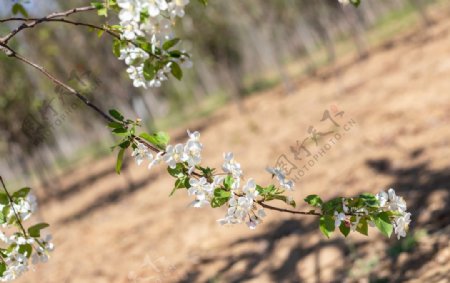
{"left": 1, "top": 0, "right": 449, "bottom": 282}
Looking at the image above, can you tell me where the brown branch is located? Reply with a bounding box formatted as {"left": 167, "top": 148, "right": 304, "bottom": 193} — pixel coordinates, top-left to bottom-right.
{"left": 258, "top": 201, "right": 323, "bottom": 216}
{"left": 0, "top": 43, "right": 114, "bottom": 123}
{"left": 1, "top": 17, "right": 121, "bottom": 40}
{"left": 0, "top": 6, "right": 96, "bottom": 44}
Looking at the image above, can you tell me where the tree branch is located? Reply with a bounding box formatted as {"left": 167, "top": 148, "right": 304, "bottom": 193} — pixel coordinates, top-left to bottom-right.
{"left": 0, "top": 6, "right": 96, "bottom": 44}
{"left": 0, "top": 43, "right": 114, "bottom": 123}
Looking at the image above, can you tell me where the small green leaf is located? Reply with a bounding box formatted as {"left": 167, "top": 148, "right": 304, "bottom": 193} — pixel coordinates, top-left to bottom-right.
{"left": 304, "top": 195, "right": 323, "bottom": 207}
{"left": 0, "top": 262, "right": 6, "bottom": 277}
{"left": 143, "top": 60, "right": 156, "bottom": 81}
{"left": 97, "top": 29, "right": 105, "bottom": 37}
{"left": 118, "top": 140, "right": 130, "bottom": 149}
{"left": 373, "top": 212, "right": 393, "bottom": 238}
{"left": 356, "top": 218, "right": 369, "bottom": 236}
{"left": 12, "top": 187, "right": 30, "bottom": 199}
{"left": 211, "top": 188, "right": 231, "bottom": 208}
{"left": 350, "top": 0, "right": 361, "bottom": 7}
{"left": 109, "top": 109, "right": 124, "bottom": 122}
{"left": 169, "top": 176, "right": 189, "bottom": 196}
{"left": 223, "top": 175, "right": 234, "bottom": 189}
{"left": 322, "top": 197, "right": 343, "bottom": 215}
{"left": 167, "top": 163, "right": 185, "bottom": 178}
{"left": 162, "top": 38, "right": 180, "bottom": 50}
{"left": 91, "top": 2, "right": 108, "bottom": 17}
{"left": 139, "top": 132, "right": 169, "bottom": 150}
{"left": 359, "top": 193, "right": 379, "bottom": 208}
{"left": 112, "top": 128, "right": 128, "bottom": 135}
{"left": 12, "top": 3, "right": 28, "bottom": 17}
{"left": 170, "top": 62, "right": 183, "bottom": 80}
{"left": 116, "top": 148, "right": 125, "bottom": 174}
{"left": 18, "top": 244, "right": 33, "bottom": 258}
{"left": 197, "top": 0, "right": 208, "bottom": 6}
{"left": 107, "top": 121, "right": 123, "bottom": 129}
{"left": 319, "top": 215, "right": 335, "bottom": 238}
{"left": 339, "top": 223, "right": 350, "bottom": 237}
{"left": 28, "top": 223, "right": 50, "bottom": 238}
{"left": 112, "top": 38, "right": 122, "bottom": 57}
{"left": 0, "top": 193, "right": 8, "bottom": 205}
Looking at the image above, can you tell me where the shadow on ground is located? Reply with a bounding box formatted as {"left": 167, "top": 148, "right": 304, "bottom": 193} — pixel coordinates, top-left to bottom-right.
{"left": 176, "top": 148, "right": 450, "bottom": 282}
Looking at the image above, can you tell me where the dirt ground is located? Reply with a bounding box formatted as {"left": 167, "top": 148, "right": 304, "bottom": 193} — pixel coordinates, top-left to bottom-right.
{"left": 17, "top": 7, "right": 450, "bottom": 283}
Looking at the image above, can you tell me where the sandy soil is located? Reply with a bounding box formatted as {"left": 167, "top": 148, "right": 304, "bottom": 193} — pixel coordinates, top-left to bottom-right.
{"left": 16, "top": 7, "right": 450, "bottom": 283}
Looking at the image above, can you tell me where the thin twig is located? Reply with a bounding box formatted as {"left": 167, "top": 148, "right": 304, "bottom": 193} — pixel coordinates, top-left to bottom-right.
{"left": 0, "top": 43, "right": 114, "bottom": 123}
{"left": 0, "top": 6, "right": 95, "bottom": 44}
{"left": 1, "top": 17, "right": 121, "bottom": 39}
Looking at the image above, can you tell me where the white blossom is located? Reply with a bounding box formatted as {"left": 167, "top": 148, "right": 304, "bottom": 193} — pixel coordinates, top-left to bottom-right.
{"left": 394, "top": 212, "right": 411, "bottom": 239}
{"left": 132, "top": 142, "right": 153, "bottom": 166}
{"left": 168, "top": 0, "right": 190, "bottom": 18}
{"left": 183, "top": 130, "right": 203, "bottom": 171}
{"left": 334, "top": 211, "right": 346, "bottom": 227}
{"left": 222, "top": 152, "right": 243, "bottom": 179}
{"left": 376, "top": 188, "right": 407, "bottom": 212}
{"left": 188, "top": 177, "right": 213, "bottom": 208}
{"left": 266, "top": 167, "right": 295, "bottom": 191}
{"left": 163, "top": 143, "right": 185, "bottom": 169}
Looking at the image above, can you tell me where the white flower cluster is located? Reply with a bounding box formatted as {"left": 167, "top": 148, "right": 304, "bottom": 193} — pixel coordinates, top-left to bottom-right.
{"left": 0, "top": 194, "right": 37, "bottom": 224}
{"left": 131, "top": 130, "right": 295, "bottom": 229}
{"left": 266, "top": 167, "right": 294, "bottom": 191}
{"left": 332, "top": 188, "right": 411, "bottom": 239}
{"left": 217, "top": 178, "right": 267, "bottom": 229}
{"left": 0, "top": 194, "right": 53, "bottom": 282}
{"left": 116, "top": 0, "right": 192, "bottom": 88}
{"left": 132, "top": 130, "right": 202, "bottom": 172}
{"left": 376, "top": 188, "right": 411, "bottom": 239}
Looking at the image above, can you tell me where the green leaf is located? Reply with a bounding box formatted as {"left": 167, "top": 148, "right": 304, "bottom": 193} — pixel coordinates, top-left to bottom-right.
{"left": 112, "top": 38, "right": 122, "bottom": 57}
{"left": 116, "top": 148, "right": 125, "bottom": 174}
{"left": 18, "top": 244, "right": 33, "bottom": 258}
{"left": 167, "top": 163, "right": 185, "bottom": 178}
{"left": 139, "top": 132, "right": 169, "bottom": 150}
{"left": 211, "top": 188, "right": 231, "bottom": 208}
{"left": 350, "top": 0, "right": 361, "bottom": 7}
{"left": 91, "top": 2, "right": 108, "bottom": 16}
{"left": 109, "top": 109, "right": 124, "bottom": 122}
{"left": 112, "top": 128, "right": 128, "bottom": 135}
{"left": 169, "top": 176, "right": 189, "bottom": 196}
{"left": 356, "top": 217, "right": 369, "bottom": 236}
{"left": 170, "top": 62, "right": 183, "bottom": 80}
{"left": 0, "top": 262, "right": 6, "bottom": 277}
{"left": 322, "top": 197, "right": 343, "bottom": 215}
{"left": 28, "top": 223, "right": 50, "bottom": 238}
{"left": 359, "top": 193, "right": 379, "bottom": 208}
{"left": 0, "top": 212, "right": 5, "bottom": 225}
{"left": 12, "top": 187, "right": 30, "bottom": 199}
{"left": 162, "top": 38, "right": 180, "bottom": 50}
{"left": 12, "top": 3, "right": 28, "bottom": 17}
{"left": 107, "top": 121, "right": 123, "bottom": 129}
{"left": 0, "top": 193, "right": 8, "bottom": 205}
{"left": 223, "top": 175, "right": 234, "bottom": 189}
{"left": 373, "top": 212, "right": 393, "bottom": 238}
{"left": 118, "top": 140, "right": 130, "bottom": 149}
{"left": 339, "top": 223, "right": 350, "bottom": 237}
{"left": 97, "top": 29, "right": 105, "bottom": 37}
{"left": 304, "top": 195, "right": 323, "bottom": 207}
{"left": 143, "top": 60, "right": 156, "bottom": 81}
{"left": 197, "top": 0, "right": 208, "bottom": 6}
{"left": 319, "top": 215, "right": 335, "bottom": 238}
